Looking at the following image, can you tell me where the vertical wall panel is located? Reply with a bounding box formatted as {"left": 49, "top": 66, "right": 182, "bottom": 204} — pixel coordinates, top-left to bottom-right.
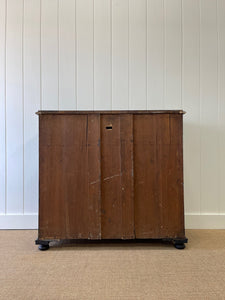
{"left": 41, "top": 0, "right": 58, "bottom": 110}
{"left": 217, "top": 0, "right": 225, "bottom": 213}
{"left": 164, "top": 0, "right": 182, "bottom": 108}
{"left": 112, "top": 0, "right": 129, "bottom": 109}
{"left": 59, "top": 0, "right": 76, "bottom": 110}
{"left": 23, "top": 0, "right": 40, "bottom": 213}
{"left": 76, "top": 0, "right": 94, "bottom": 109}
{"left": 6, "top": 0, "right": 24, "bottom": 213}
{"left": 129, "top": 0, "right": 147, "bottom": 109}
{"left": 200, "top": 0, "right": 218, "bottom": 213}
{"left": 147, "top": 0, "right": 164, "bottom": 109}
{"left": 0, "top": 0, "right": 6, "bottom": 214}
{"left": 94, "top": 0, "right": 111, "bottom": 109}
{"left": 182, "top": 0, "right": 200, "bottom": 214}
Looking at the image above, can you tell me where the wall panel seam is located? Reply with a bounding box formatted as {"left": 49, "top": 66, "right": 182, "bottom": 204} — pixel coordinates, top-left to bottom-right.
{"left": 92, "top": 0, "right": 94, "bottom": 110}
{"left": 199, "top": 0, "right": 202, "bottom": 215}
{"left": 128, "top": 0, "right": 130, "bottom": 110}
{"left": 216, "top": 0, "right": 220, "bottom": 214}
{"left": 110, "top": 0, "right": 112, "bottom": 110}
{"left": 163, "top": 0, "right": 165, "bottom": 109}
{"left": 4, "top": 0, "right": 7, "bottom": 214}
{"left": 75, "top": 0, "right": 77, "bottom": 109}
{"left": 181, "top": 0, "right": 183, "bottom": 109}
{"left": 111, "top": 0, "right": 113, "bottom": 109}
{"left": 40, "top": 0, "right": 42, "bottom": 110}
{"left": 57, "top": 0, "right": 59, "bottom": 110}
{"left": 146, "top": 0, "right": 148, "bottom": 109}
{"left": 22, "top": 0, "right": 25, "bottom": 215}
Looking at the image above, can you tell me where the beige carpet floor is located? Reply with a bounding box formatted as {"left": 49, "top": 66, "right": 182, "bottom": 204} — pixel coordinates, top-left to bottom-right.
{"left": 0, "top": 230, "right": 225, "bottom": 300}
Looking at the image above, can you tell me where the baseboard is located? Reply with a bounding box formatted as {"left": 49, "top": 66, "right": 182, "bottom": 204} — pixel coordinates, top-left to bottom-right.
{"left": 185, "top": 213, "right": 225, "bottom": 229}
{"left": 0, "top": 213, "right": 225, "bottom": 230}
{"left": 0, "top": 214, "right": 38, "bottom": 229}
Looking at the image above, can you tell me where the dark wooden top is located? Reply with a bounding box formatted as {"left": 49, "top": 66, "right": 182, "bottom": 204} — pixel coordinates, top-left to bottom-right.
{"left": 36, "top": 110, "right": 185, "bottom": 115}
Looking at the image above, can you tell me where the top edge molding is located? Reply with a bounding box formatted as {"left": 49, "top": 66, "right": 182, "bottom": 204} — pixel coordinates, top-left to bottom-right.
{"left": 36, "top": 110, "right": 186, "bottom": 115}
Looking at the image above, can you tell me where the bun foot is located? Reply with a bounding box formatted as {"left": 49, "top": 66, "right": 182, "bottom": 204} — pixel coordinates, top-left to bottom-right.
{"left": 174, "top": 242, "right": 185, "bottom": 249}
{"left": 172, "top": 238, "right": 188, "bottom": 250}
{"left": 35, "top": 239, "right": 50, "bottom": 251}
{"left": 38, "top": 244, "right": 49, "bottom": 251}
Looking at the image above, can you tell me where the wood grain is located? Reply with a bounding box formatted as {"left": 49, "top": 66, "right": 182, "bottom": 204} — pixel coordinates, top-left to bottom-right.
{"left": 38, "top": 112, "right": 185, "bottom": 241}
{"left": 100, "top": 114, "right": 134, "bottom": 238}
{"left": 134, "top": 114, "right": 161, "bottom": 238}
{"left": 158, "top": 114, "right": 184, "bottom": 238}
{"left": 120, "top": 114, "right": 134, "bottom": 239}
{"left": 134, "top": 114, "right": 185, "bottom": 239}
{"left": 39, "top": 114, "right": 101, "bottom": 239}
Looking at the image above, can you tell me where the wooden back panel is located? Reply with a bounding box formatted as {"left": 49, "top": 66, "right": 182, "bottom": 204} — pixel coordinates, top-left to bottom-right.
{"left": 38, "top": 112, "right": 185, "bottom": 240}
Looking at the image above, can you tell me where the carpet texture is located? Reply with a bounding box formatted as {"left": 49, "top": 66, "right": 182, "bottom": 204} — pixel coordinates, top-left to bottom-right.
{"left": 0, "top": 230, "right": 225, "bottom": 300}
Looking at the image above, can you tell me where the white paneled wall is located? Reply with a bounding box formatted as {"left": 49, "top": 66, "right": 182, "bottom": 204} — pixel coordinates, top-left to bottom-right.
{"left": 0, "top": 0, "right": 225, "bottom": 229}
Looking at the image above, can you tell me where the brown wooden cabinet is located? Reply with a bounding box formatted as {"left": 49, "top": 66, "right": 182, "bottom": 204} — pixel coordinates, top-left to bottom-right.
{"left": 35, "top": 110, "right": 188, "bottom": 250}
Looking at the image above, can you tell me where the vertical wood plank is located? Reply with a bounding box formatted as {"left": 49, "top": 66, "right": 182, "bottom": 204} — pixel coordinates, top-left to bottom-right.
{"left": 76, "top": 0, "right": 94, "bottom": 109}
{"left": 129, "top": 0, "right": 147, "bottom": 110}
{"left": 120, "top": 114, "right": 134, "bottom": 238}
{"left": 147, "top": 0, "right": 164, "bottom": 109}
{"left": 182, "top": 0, "right": 201, "bottom": 214}
{"left": 101, "top": 115, "right": 121, "bottom": 238}
{"left": 164, "top": 0, "right": 182, "bottom": 108}
{"left": 87, "top": 114, "right": 101, "bottom": 238}
{"left": 217, "top": 0, "right": 225, "bottom": 213}
{"left": 23, "top": 0, "right": 40, "bottom": 213}
{"left": 39, "top": 114, "right": 101, "bottom": 239}
{"left": 94, "top": 0, "right": 111, "bottom": 110}
{"left": 200, "top": 0, "right": 219, "bottom": 213}
{"left": 134, "top": 114, "right": 161, "bottom": 238}
{"left": 112, "top": 0, "right": 129, "bottom": 109}
{"left": 134, "top": 114, "right": 185, "bottom": 238}
{"left": 6, "top": 0, "right": 24, "bottom": 213}
{"left": 159, "top": 115, "right": 184, "bottom": 237}
{"left": 59, "top": 0, "right": 76, "bottom": 110}
{"left": 0, "top": 0, "right": 6, "bottom": 214}
{"left": 41, "top": 0, "right": 58, "bottom": 110}
{"left": 101, "top": 114, "right": 134, "bottom": 238}
{"left": 39, "top": 115, "right": 78, "bottom": 238}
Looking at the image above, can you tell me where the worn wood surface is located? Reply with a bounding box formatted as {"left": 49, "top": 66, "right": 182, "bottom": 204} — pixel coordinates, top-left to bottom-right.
{"left": 134, "top": 114, "right": 185, "bottom": 239}
{"left": 38, "top": 112, "right": 185, "bottom": 240}
{"left": 101, "top": 114, "right": 134, "bottom": 239}
{"left": 39, "top": 114, "right": 101, "bottom": 239}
